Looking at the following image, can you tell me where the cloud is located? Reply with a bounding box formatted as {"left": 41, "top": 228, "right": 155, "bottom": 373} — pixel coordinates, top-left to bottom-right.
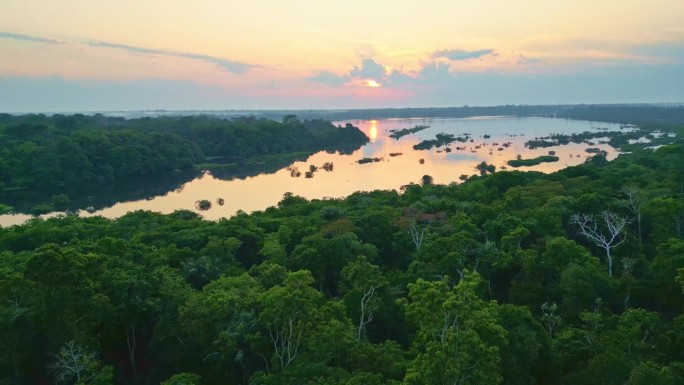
{"left": 3, "top": 61, "right": 684, "bottom": 112}
{"left": 177, "top": 52, "right": 253, "bottom": 74}
{"left": 351, "top": 58, "right": 387, "bottom": 79}
{"left": 0, "top": 32, "right": 256, "bottom": 75}
{"left": 386, "top": 69, "right": 412, "bottom": 85}
{"left": 627, "top": 40, "right": 684, "bottom": 63}
{"left": 88, "top": 40, "right": 255, "bottom": 74}
{"left": 307, "top": 70, "right": 349, "bottom": 86}
{"left": 517, "top": 54, "right": 540, "bottom": 65}
{"left": 308, "top": 58, "right": 411, "bottom": 87}
{"left": 418, "top": 62, "right": 452, "bottom": 83}
{"left": 431, "top": 48, "right": 495, "bottom": 61}
{"left": 0, "top": 31, "right": 61, "bottom": 44}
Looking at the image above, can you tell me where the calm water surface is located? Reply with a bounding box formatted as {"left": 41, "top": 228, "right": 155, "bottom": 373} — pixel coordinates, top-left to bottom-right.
{"left": 0, "top": 117, "right": 627, "bottom": 226}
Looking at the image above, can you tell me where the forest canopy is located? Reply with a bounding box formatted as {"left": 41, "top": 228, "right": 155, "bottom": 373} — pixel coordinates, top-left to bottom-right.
{"left": 0, "top": 113, "right": 368, "bottom": 192}
{"left": 1, "top": 139, "right": 684, "bottom": 384}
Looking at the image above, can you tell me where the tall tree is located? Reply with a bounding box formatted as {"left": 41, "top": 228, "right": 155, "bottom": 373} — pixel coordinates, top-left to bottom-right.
{"left": 401, "top": 273, "right": 506, "bottom": 385}
{"left": 258, "top": 270, "right": 324, "bottom": 371}
{"left": 340, "top": 256, "right": 387, "bottom": 340}
{"left": 620, "top": 187, "right": 646, "bottom": 242}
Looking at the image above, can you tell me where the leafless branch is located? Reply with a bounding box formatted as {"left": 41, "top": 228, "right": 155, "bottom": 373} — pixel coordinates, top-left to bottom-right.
{"left": 570, "top": 211, "right": 631, "bottom": 276}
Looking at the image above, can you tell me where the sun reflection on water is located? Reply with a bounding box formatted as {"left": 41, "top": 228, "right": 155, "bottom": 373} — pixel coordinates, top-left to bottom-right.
{"left": 369, "top": 119, "right": 378, "bottom": 142}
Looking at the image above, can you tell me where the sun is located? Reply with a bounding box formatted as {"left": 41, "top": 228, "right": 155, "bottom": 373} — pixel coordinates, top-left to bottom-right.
{"left": 365, "top": 79, "right": 382, "bottom": 88}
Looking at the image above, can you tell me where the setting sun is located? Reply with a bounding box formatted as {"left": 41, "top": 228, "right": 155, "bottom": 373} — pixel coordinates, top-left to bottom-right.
{"left": 366, "top": 79, "right": 382, "bottom": 88}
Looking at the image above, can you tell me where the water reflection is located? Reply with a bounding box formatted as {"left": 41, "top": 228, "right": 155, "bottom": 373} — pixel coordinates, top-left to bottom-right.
{"left": 369, "top": 119, "right": 378, "bottom": 142}
{"left": 0, "top": 117, "right": 627, "bottom": 226}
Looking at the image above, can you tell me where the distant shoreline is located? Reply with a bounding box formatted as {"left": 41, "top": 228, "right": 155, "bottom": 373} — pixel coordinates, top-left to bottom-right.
{"left": 4, "top": 102, "right": 684, "bottom": 122}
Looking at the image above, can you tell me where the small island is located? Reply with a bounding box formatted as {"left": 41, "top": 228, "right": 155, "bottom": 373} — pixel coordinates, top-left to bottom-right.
{"left": 413, "top": 132, "right": 469, "bottom": 150}
{"left": 507, "top": 155, "right": 560, "bottom": 167}
{"left": 357, "top": 157, "right": 383, "bottom": 164}
{"left": 388, "top": 125, "right": 429, "bottom": 139}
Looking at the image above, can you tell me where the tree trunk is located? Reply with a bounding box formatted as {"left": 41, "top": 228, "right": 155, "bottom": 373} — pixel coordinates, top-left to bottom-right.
{"left": 127, "top": 324, "right": 138, "bottom": 377}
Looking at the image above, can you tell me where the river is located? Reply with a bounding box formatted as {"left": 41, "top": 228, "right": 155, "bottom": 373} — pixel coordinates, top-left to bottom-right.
{"left": 0, "top": 116, "right": 628, "bottom": 226}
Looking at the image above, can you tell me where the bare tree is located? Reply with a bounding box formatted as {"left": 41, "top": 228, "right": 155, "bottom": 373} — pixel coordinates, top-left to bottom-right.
{"left": 50, "top": 341, "right": 99, "bottom": 384}
{"left": 407, "top": 219, "right": 431, "bottom": 252}
{"left": 268, "top": 318, "right": 302, "bottom": 370}
{"left": 621, "top": 257, "right": 636, "bottom": 309}
{"left": 126, "top": 323, "right": 138, "bottom": 377}
{"left": 570, "top": 211, "right": 631, "bottom": 277}
{"left": 357, "top": 285, "right": 380, "bottom": 340}
{"left": 400, "top": 208, "right": 444, "bottom": 252}
{"left": 541, "top": 302, "right": 560, "bottom": 338}
{"left": 341, "top": 257, "right": 386, "bottom": 341}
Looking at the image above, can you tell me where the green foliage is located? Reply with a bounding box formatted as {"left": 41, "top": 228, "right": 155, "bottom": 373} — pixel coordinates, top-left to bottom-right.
{"left": 259, "top": 270, "right": 325, "bottom": 370}
{"left": 401, "top": 273, "right": 507, "bottom": 385}
{"left": 30, "top": 203, "right": 54, "bottom": 216}
{"left": 0, "top": 203, "right": 11, "bottom": 215}
{"left": 160, "top": 372, "right": 202, "bottom": 385}
{"left": 89, "top": 366, "right": 115, "bottom": 385}
{"left": 627, "top": 361, "right": 684, "bottom": 385}
{"left": 495, "top": 304, "right": 550, "bottom": 385}
{"left": 51, "top": 194, "right": 71, "bottom": 211}
{"left": 412, "top": 132, "right": 461, "bottom": 150}
{"left": 507, "top": 155, "right": 560, "bottom": 168}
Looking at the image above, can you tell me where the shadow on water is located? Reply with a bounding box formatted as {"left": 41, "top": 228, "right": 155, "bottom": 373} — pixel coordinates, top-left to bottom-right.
{"left": 207, "top": 145, "right": 360, "bottom": 180}
{"left": 206, "top": 153, "right": 313, "bottom": 181}
{"left": 1, "top": 170, "right": 201, "bottom": 214}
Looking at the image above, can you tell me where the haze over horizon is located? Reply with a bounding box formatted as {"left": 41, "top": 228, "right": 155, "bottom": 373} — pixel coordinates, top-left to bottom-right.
{"left": 2, "top": 1, "right": 684, "bottom": 112}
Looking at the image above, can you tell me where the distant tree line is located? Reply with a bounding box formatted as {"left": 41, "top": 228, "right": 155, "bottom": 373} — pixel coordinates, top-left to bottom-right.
{"left": 262, "top": 104, "right": 684, "bottom": 125}
{"left": 557, "top": 105, "right": 684, "bottom": 126}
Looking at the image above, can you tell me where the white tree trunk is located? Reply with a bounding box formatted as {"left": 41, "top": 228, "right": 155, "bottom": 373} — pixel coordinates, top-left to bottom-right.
{"left": 570, "top": 211, "right": 631, "bottom": 277}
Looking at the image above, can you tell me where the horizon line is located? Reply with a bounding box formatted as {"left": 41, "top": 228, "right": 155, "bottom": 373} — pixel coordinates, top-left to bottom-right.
{"left": 3, "top": 101, "right": 684, "bottom": 116}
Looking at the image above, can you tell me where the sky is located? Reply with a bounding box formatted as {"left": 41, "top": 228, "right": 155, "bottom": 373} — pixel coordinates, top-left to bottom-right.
{"left": 1, "top": 0, "right": 684, "bottom": 112}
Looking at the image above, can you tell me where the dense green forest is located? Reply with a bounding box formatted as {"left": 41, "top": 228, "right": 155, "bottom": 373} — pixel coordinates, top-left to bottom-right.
{"left": 0, "top": 113, "right": 368, "bottom": 211}
{"left": 2, "top": 138, "right": 684, "bottom": 384}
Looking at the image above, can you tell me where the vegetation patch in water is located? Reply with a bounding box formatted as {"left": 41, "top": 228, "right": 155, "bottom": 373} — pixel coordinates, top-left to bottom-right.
{"left": 357, "top": 157, "right": 383, "bottom": 164}
{"left": 507, "top": 155, "right": 560, "bottom": 167}
{"left": 413, "top": 133, "right": 467, "bottom": 150}
{"left": 389, "top": 125, "right": 429, "bottom": 139}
